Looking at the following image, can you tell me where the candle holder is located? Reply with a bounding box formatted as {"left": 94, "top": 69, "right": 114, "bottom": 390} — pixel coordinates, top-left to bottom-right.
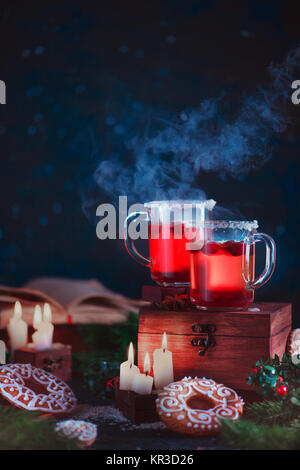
{"left": 14, "top": 343, "right": 72, "bottom": 381}
{"left": 111, "top": 377, "right": 159, "bottom": 424}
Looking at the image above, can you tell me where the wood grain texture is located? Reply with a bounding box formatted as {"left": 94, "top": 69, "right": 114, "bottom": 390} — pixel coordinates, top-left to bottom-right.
{"left": 139, "top": 303, "right": 291, "bottom": 337}
{"left": 138, "top": 303, "right": 292, "bottom": 390}
{"left": 138, "top": 333, "right": 270, "bottom": 389}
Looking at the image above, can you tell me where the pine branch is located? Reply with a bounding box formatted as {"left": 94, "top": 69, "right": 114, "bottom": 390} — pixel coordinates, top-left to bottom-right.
{"left": 246, "top": 400, "right": 298, "bottom": 425}
{"left": 220, "top": 419, "right": 300, "bottom": 450}
{"left": 0, "top": 405, "right": 78, "bottom": 450}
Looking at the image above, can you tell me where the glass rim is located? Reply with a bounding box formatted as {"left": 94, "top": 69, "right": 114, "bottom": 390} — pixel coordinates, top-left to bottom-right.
{"left": 144, "top": 199, "right": 216, "bottom": 210}
{"left": 186, "top": 220, "right": 259, "bottom": 230}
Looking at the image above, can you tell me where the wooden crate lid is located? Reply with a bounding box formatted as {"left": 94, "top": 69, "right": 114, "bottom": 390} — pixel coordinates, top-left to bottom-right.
{"left": 138, "top": 303, "right": 292, "bottom": 338}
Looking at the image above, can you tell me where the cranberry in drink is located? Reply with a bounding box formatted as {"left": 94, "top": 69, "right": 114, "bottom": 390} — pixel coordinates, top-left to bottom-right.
{"left": 190, "top": 240, "right": 255, "bottom": 309}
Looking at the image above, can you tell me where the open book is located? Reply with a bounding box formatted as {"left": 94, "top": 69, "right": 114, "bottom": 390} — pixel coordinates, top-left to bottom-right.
{"left": 0, "top": 277, "right": 147, "bottom": 328}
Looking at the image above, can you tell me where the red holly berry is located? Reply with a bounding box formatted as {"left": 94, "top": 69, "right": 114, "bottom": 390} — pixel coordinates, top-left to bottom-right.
{"left": 106, "top": 379, "right": 113, "bottom": 389}
{"left": 276, "top": 384, "right": 288, "bottom": 396}
{"left": 252, "top": 367, "right": 260, "bottom": 374}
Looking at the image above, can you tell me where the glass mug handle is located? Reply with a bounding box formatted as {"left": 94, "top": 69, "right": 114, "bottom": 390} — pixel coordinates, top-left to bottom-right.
{"left": 248, "top": 233, "right": 276, "bottom": 290}
{"left": 124, "top": 211, "right": 152, "bottom": 267}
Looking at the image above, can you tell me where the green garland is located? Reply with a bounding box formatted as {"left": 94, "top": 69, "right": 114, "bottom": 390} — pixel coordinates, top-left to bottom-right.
{"left": 0, "top": 405, "right": 78, "bottom": 450}
{"left": 220, "top": 353, "right": 300, "bottom": 450}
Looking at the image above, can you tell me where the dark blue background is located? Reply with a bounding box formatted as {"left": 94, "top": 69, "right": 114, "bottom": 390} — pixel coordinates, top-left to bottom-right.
{"left": 0, "top": 1, "right": 299, "bottom": 321}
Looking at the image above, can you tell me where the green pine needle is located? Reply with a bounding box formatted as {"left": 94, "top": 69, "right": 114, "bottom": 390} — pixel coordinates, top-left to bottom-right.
{"left": 246, "top": 400, "right": 297, "bottom": 425}
{"left": 0, "top": 405, "right": 79, "bottom": 450}
{"left": 221, "top": 352, "right": 300, "bottom": 449}
{"left": 220, "top": 419, "right": 300, "bottom": 450}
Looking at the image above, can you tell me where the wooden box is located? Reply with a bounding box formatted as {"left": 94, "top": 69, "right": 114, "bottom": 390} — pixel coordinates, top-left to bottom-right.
{"left": 14, "top": 343, "right": 72, "bottom": 381}
{"left": 115, "top": 389, "right": 159, "bottom": 424}
{"left": 138, "top": 291, "right": 292, "bottom": 391}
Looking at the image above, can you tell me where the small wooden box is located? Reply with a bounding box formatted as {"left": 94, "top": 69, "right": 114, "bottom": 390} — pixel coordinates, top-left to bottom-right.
{"left": 138, "top": 288, "right": 291, "bottom": 391}
{"left": 14, "top": 343, "right": 72, "bottom": 381}
{"left": 115, "top": 389, "right": 159, "bottom": 424}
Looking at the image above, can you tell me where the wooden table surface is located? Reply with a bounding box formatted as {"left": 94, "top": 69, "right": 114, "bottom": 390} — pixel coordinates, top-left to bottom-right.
{"left": 69, "top": 381, "right": 226, "bottom": 451}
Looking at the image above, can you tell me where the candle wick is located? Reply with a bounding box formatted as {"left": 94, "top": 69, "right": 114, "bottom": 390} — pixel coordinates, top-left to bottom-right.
{"left": 163, "top": 348, "right": 165, "bottom": 353}
{"left": 146, "top": 371, "right": 148, "bottom": 376}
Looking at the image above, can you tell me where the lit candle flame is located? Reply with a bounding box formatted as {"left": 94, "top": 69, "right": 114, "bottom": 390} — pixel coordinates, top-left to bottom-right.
{"left": 128, "top": 342, "right": 134, "bottom": 365}
{"left": 144, "top": 352, "right": 151, "bottom": 374}
{"left": 33, "top": 305, "right": 42, "bottom": 330}
{"left": 43, "top": 303, "right": 52, "bottom": 323}
{"left": 162, "top": 332, "right": 167, "bottom": 350}
{"left": 14, "top": 301, "right": 22, "bottom": 320}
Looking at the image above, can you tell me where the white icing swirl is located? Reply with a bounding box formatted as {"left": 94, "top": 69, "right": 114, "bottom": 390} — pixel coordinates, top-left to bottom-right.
{"left": 0, "top": 364, "right": 77, "bottom": 413}
{"left": 56, "top": 420, "right": 97, "bottom": 445}
{"left": 156, "top": 377, "right": 243, "bottom": 431}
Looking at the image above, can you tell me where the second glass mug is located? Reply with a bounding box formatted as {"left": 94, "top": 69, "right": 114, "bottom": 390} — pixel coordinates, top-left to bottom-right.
{"left": 124, "top": 200, "right": 216, "bottom": 287}
{"left": 188, "top": 220, "right": 276, "bottom": 310}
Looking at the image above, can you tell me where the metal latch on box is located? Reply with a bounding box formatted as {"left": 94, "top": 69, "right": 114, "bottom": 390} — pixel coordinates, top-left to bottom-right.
{"left": 191, "top": 324, "right": 216, "bottom": 356}
{"left": 43, "top": 356, "right": 63, "bottom": 372}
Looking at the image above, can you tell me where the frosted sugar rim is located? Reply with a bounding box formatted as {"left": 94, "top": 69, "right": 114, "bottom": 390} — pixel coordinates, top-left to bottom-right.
{"left": 186, "top": 220, "right": 259, "bottom": 230}
{"left": 144, "top": 199, "right": 216, "bottom": 211}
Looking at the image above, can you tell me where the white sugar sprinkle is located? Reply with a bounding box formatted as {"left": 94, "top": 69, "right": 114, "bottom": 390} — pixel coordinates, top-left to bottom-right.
{"left": 75, "top": 405, "right": 128, "bottom": 424}
{"left": 72, "top": 405, "right": 166, "bottom": 432}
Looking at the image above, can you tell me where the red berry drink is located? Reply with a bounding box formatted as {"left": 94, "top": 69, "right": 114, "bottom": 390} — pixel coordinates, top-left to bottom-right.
{"left": 190, "top": 240, "right": 255, "bottom": 309}
{"left": 149, "top": 223, "right": 190, "bottom": 286}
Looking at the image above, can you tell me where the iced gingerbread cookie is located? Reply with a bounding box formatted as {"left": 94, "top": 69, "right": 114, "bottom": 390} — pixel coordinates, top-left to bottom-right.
{"left": 55, "top": 420, "right": 97, "bottom": 447}
{"left": 0, "top": 364, "right": 77, "bottom": 414}
{"left": 287, "top": 329, "right": 300, "bottom": 356}
{"left": 156, "top": 377, "right": 244, "bottom": 436}
{"left": 287, "top": 329, "right": 300, "bottom": 364}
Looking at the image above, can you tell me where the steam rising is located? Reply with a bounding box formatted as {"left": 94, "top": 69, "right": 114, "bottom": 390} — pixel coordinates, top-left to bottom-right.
{"left": 91, "top": 47, "right": 300, "bottom": 207}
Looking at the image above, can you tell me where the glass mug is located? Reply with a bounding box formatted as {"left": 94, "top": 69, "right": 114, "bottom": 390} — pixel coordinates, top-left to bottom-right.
{"left": 188, "top": 220, "right": 276, "bottom": 310}
{"left": 124, "top": 200, "right": 216, "bottom": 287}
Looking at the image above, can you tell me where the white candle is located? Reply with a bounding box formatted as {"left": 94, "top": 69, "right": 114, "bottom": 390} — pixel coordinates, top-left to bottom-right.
{"left": 43, "top": 303, "right": 54, "bottom": 347}
{"left": 132, "top": 352, "right": 153, "bottom": 395}
{"left": 7, "top": 301, "right": 28, "bottom": 352}
{"left": 43, "top": 303, "right": 52, "bottom": 323}
{"left": 32, "top": 303, "right": 54, "bottom": 351}
{"left": 33, "top": 305, "right": 42, "bottom": 329}
{"left": 153, "top": 332, "right": 174, "bottom": 390}
{"left": 119, "top": 342, "right": 140, "bottom": 391}
{"left": 0, "top": 340, "right": 6, "bottom": 364}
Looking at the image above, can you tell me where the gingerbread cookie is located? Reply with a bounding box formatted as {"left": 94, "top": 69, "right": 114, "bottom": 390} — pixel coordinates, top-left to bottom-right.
{"left": 0, "top": 364, "right": 77, "bottom": 414}
{"left": 287, "top": 329, "right": 300, "bottom": 356}
{"left": 156, "top": 377, "right": 244, "bottom": 436}
{"left": 55, "top": 420, "right": 97, "bottom": 447}
{"left": 287, "top": 329, "right": 300, "bottom": 365}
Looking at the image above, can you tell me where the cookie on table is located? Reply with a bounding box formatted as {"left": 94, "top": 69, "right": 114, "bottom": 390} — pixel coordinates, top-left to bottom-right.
{"left": 156, "top": 376, "right": 244, "bottom": 437}
{"left": 0, "top": 363, "right": 77, "bottom": 414}
{"left": 55, "top": 419, "right": 97, "bottom": 447}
